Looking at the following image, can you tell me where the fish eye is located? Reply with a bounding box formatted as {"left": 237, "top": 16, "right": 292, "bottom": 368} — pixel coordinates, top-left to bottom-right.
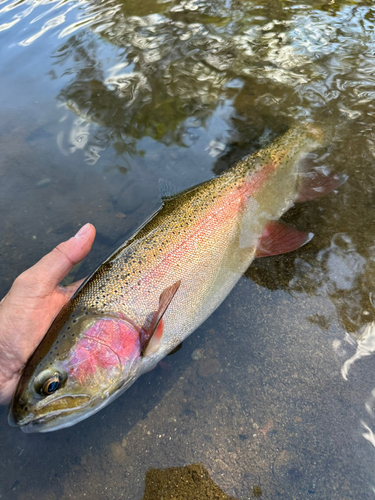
{"left": 35, "top": 370, "right": 63, "bottom": 397}
{"left": 41, "top": 376, "right": 61, "bottom": 395}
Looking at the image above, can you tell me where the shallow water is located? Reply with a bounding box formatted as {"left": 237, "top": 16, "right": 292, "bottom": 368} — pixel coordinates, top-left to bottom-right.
{"left": 1, "top": 0, "right": 375, "bottom": 498}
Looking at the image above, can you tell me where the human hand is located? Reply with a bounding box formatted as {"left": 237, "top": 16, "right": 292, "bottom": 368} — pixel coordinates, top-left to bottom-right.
{"left": 0, "top": 223, "right": 96, "bottom": 404}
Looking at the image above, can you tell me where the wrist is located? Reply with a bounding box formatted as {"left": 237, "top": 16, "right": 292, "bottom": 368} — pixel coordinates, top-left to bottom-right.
{"left": 0, "top": 296, "right": 21, "bottom": 404}
{"left": 0, "top": 374, "right": 18, "bottom": 405}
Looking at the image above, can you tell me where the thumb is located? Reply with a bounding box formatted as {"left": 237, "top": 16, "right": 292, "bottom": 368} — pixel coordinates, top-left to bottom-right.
{"left": 26, "top": 223, "right": 96, "bottom": 290}
{"left": 62, "top": 277, "right": 86, "bottom": 298}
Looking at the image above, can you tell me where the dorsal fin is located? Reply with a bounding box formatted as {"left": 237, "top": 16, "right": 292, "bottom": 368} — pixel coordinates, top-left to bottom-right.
{"left": 159, "top": 178, "right": 181, "bottom": 201}
{"left": 141, "top": 280, "right": 181, "bottom": 356}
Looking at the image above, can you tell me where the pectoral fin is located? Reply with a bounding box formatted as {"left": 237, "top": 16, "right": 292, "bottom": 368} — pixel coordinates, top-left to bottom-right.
{"left": 255, "top": 221, "right": 313, "bottom": 257}
{"left": 141, "top": 280, "right": 181, "bottom": 356}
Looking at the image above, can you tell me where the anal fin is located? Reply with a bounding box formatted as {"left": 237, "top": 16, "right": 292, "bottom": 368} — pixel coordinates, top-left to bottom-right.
{"left": 255, "top": 221, "right": 313, "bottom": 258}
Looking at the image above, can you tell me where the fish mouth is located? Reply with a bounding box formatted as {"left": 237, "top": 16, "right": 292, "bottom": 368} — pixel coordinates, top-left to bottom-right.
{"left": 9, "top": 395, "right": 92, "bottom": 433}
{"left": 20, "top": 415, "right": 79, "bottom": 433}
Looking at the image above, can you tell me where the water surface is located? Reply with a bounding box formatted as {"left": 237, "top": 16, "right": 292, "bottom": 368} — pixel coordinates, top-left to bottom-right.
{"left": 1, "top": 0, "right": 375, "bottom": 498}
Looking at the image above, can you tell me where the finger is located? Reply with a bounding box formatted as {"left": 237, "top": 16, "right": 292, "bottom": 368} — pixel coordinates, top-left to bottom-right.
{"left": 26, "top": 224, "right": 96, "bottom": 290}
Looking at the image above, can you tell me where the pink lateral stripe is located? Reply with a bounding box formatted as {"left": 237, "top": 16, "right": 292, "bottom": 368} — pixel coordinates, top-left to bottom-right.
{"left": 141, "top": 161, "right": 277, "bottom": 286}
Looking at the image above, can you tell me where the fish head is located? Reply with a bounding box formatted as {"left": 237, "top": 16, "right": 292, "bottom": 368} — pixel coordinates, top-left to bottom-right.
{"left": 9, "top": 306, "right": 141, "bottom": 433}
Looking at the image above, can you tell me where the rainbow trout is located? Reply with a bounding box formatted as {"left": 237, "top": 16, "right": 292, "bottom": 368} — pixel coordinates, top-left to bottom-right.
{"left": 9, "top": 125, "right": 341, "bottom": 432}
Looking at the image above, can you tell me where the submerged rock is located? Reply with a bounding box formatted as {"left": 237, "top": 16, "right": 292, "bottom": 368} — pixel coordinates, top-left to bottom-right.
{"left": 109, "top": 442, "right": 126, "bottom": 464}
{"left": 197, "top": 358, "right": 221, "bottom": 378}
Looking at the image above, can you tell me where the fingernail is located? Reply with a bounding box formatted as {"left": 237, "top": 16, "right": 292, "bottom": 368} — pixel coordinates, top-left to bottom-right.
{"left": 75, "top": 223, "right": 91, "bottom": 239}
